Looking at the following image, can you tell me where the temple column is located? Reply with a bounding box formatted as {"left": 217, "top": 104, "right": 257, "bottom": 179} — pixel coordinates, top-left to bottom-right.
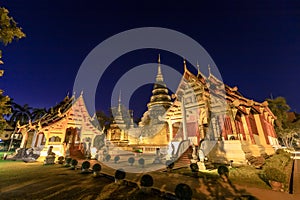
{"left": 168, "top": 118, "right": 173, "bottom": 142}
{"left": 241, "top": 114, "right": 253, "bottom": 144}
{"left": 181, "top": 97, "right": 188, "bottom": 140}
{"left": 253, "top": 114, "right": 267, "bottom": 145}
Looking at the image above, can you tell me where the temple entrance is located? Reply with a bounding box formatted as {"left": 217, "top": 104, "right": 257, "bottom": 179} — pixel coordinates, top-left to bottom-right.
{"left": 34, "top": 132, "right": 46, "bottom": 150}
{"left": 64, "top": 127, "right": 81, "bottom": 156}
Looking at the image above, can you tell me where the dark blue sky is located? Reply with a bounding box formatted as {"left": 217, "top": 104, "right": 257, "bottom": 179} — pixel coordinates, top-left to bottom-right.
{"left": 1, "top": 0, "right": 300, "bottom": 118}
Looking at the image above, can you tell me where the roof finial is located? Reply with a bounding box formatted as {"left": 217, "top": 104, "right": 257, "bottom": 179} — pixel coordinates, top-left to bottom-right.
{"left": 118, "top": 90, "right": 122, "bottom": 112}
{"left": 208, "top": 64, "right": 211, "bottom": 76}
{"left": 80, "top": 90, "right": 83, "bottom": 96}
{"left": 197, "top": 61, "right": 200, "bottom": 75}
{"left": 158, "top": 53, "right": 161, "bottom": 64}
{"left": 183, "top": 58, "right": 187, "bottom": 71}
{"left": 156, "top": 54, "right": 163, "bottom": 82}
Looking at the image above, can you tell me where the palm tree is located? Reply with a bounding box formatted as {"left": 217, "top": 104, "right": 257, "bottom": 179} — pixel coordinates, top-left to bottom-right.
{"left": 9, "top": 102, "right": 32, "bottom": 126}
{"left": 31, "top": 108, "right": 47, "bottom": 122}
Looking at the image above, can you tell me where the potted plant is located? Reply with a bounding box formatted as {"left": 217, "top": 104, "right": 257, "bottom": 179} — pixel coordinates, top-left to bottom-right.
{"left": 128, "top": 157, "right": 135, "bottom": 166}
{"left": 217, "top": 165, "right": 229, "bottom": 182}
{"left": 114, "top": 168, "right": 126, "bottom": 184}
{"left": 64, "top": 157, "right": 72, "bottom": 167}
{"left": 140, "top": 174, "right": 154, "bottom": 193}
{"left": 81, "top": 161, "right": 91, "bottom": 173}
{"left": 114, "top": 155, "right": 120, "bottom": 164}
{"left": 263, "top": 167, "right": 286, "bottom": 191}
{"left": 165, "top": 160, "right": 174, "bottom": 172}
{"left": 57, "top": 156, "right": 64, "bottom": 164}
{"left": 138, "top": 158, "right": 145, "bottom": 168}
{"left": 92, "top": 163, "right": 102, "bottom": 177}
{"left": 70, "top": 159, "right": 78, "bottom": 170}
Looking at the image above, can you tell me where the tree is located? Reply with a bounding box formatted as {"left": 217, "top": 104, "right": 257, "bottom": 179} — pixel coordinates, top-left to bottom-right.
{"left": 31, "top": 108, "right": 47, "bottom": 122}
{"left": 0, "top": 7, "right": 25, "bottom": 132}
{"left": 267, "top": 97, "right": 300, "bottom": 148}
{"left": 9, "top": 102, "right": 32, "bottom": 126}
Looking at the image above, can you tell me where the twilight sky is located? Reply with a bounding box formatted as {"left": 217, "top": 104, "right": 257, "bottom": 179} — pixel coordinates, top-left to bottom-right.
{"left": 1, "top": 0, "right": 300, "bottom": 118}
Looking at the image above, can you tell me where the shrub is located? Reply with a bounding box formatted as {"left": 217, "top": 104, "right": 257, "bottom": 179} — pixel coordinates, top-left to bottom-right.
{"left": 57, "top": 156, "right": 64, "bottom": 164}
{"left": 70, "top": 159, "right": 78, "bottom": 170}
{"left": 128, "top": 157, "right": 135, "bottom": 166}
{"left": 140, "top": 174, "right": 154, "bottom": 187}
{"left": 105, "top": 154, "right": 111, "bottom": 162}
{"left": 65, "top": 157, "right": 72, "bottom": 165}
{"left": 82, "top": 161, "right": 90, "bottom": 170}
{"left": 218, "top": 165, "right": 229, "bottom": 179}
{"left": 138, "top": 158, "right": 145, "bottom": 167}
{"left": 190, "top": 163, "right": 199, "bottom": 172}
{"left": 175, "top": 183, "right": 193, "bottom": 200}
{"left": 263, "top": 167, "right": 286, "bottom": 183}
{"left": 166, "top": 160, "right": 174, "bottom": 170}
{"left": 114, "top": 155, "right": 120, "bottom": 163}
{"left": 115, "top": 168, "right": 126, "bottom": 180}
{"left": 92, "top": 163, "right": 101, "bottom": 172}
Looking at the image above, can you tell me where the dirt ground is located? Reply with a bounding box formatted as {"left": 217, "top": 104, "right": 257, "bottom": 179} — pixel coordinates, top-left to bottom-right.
{"left": 0, "top": 161, "right": 163, "bottom": 200}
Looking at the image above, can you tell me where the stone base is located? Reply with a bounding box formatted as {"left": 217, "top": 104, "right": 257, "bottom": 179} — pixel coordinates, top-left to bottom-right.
{"left": 197, "top": 162, "right": 206, "bottom": 171}
{"left": 207, "top": 140, "right": 247, "bottom": 166}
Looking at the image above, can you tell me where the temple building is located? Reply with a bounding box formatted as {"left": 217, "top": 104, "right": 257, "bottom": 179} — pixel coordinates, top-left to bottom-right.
{"left": 17, "top": 93, "right": 105, "bottom": 158}
{"left": 106, "top": 55, "right": 279, "bottom": 165}
{"left": 16, "top": 55, "right": 279, "bottom": 165}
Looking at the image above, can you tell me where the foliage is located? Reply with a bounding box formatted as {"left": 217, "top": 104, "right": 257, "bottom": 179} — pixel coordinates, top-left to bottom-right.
{"left": 71, "top": 159, "right": 78, "bottom": 166}
{"left": 105, "top": 154, "right": 111, "bottom": 162}
{"left": 175, "top": 183, "right": 193, "bottom": 200}
{"left": 0, "top": 7, "right": 25, "bottom": 132}
{"left": 217, "top": 165, "right": 229, "bottom": 177}
{"left": 128, "top": 157, "right": 135, "bottom": 166}
{"left": 140, "top": 174, "right": 154, "bottom": 187}
{"left": 114, "top": 155, "right": 120, "bottom": 163}
{"left": 92, "top": 163, "right": 101, "bottom": 172}
{"left": 166, "top": 160, "right": 174, "bottom": 170}
{"left": 114, "top": 168, "right": 126, "bottom": 180}
{"left": 82, "top": 161, "right": 90, "bottom": 169}
{"left": 263, "top": 167, "right": 286, "bottom": 183}
{"left": 190, "top": 163, "right": 199, "bottom": 172}
{"left": 138, "top": 158, "right": 145, "bottom": 167}
{"left": 266, "top": 97, "right": 300, "bottom": 147}
{"left": 57, "top": 156, "right": 64, "bottom": 164}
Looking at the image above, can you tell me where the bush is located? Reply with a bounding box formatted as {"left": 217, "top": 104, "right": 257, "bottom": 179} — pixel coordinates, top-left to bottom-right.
{"left": 114, "top": 155, "right": 120, "bottom": 163}
{"left": 128, "top": 157, "right": 135, "bottom": 166}
{"left": 217, "top": 165, "right": 229, "bottom": 177}
{"left": 71, "top": 159, "right": 78, "bottom": 166}
{"left": 140, "top": 174, "right": 154, "bottom": 187}
{"left": 175, "top": 183, "right": 193, "bottom": 200}
{"left": 263, "top": 167, "right": 286, "bottom": 183}
{"left": 138, "top": 158, "right": 145, "bottom": 167}
{"left": 115, "top": 168, "right": 126, "bottom": 180}
{"left": 190, "top": 163, "right": 199, "bottom": 172}
{"left": 57, "top": 156, "right": 64, "bottom": 164}
{"left": 105, "top": 154, "right": 111, "bottom": 162}
{"left": 166, "top": 160, "right": 174, "bottom": 170}
{"left": 92, "top": 163, "right": 101, "bottom": 172}
{"left": 82, "top": 161, "right": 90, "bottom": 170}
{"left": 65, "top": 157, "right": 72, "bottom": 164}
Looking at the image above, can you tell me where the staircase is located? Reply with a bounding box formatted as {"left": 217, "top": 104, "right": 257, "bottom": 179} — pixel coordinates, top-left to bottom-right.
{"left": 173, "top": 145, "right": 193, "bottom": 169}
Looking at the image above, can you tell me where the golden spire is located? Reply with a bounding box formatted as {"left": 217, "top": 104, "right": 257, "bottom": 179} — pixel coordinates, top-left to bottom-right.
{"left": 197, "top": 61, "right": 200, "bottom": 75}
{"left": 118, "top": 90, "right": 122, "bottom": 113}
{"left": 156, "top": 54, "right": 163, "bottom": 82}
{"left": 183, "top": 59, "right": 187, "bottom": 72}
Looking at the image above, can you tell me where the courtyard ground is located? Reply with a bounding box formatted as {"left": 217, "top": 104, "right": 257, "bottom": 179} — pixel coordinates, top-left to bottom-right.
{"left": 0, "top": 159, "right": 299, "bottom": 200}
